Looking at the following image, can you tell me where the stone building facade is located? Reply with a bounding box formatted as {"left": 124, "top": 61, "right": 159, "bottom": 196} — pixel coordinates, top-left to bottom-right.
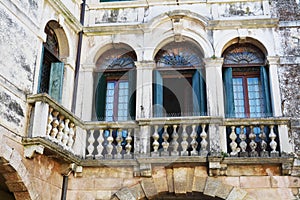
{"left": 0, "top": 0, "right": 300, "bottom": 199}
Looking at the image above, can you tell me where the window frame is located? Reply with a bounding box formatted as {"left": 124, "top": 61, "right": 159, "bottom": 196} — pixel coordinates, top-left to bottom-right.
{"left": 232, "top": 69, "right": 263, "bottom": 118}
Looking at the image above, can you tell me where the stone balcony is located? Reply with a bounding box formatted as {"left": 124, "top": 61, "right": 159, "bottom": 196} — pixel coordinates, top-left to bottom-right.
{"left": 23, "top": 94, "right": 294, "bottom": 176}
{"left": 85, "top": 0, "right": 271, "bottom": 27}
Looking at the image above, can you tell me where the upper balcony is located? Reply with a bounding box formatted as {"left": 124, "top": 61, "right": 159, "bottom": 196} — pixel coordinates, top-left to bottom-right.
{"left": 23, "top": 94, "right": 294, "bottom": 176}
{"left": 85, "top": 0, "right": 272, "bottom": 28}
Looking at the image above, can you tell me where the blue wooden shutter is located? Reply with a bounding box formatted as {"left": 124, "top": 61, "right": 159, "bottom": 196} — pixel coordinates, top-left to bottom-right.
{"left": 49, "top": 62, "right": 64, "bottom": 103}
{"left": 128, "top": 69, "right": 136, "bottom": 120}
{"left": 154, "top": 70, "right": 163, "bottom": 117}
{"left": 192, "top": 69, "right": 207, "bottom": 116}
{"left": 223, "top": 67, "right": 235, "bottom": 118}
{"left": 95, "top": 73, "right": 107, "bottom": 121}
{"left": 260, "top": 66, "right": 272, "bottom": 117}
{"left": 38, "top": 45, "right": 44, "bottom": 93}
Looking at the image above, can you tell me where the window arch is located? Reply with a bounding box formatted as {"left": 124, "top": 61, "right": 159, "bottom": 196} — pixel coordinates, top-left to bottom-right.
{"left": 222, "top": 43, "right": 272, "bottom": 118}
{"left": 153, "top": 41, "right": 206, "bottom": 117}
{"left": 38, "top": 21, "right": 65, "bottom": 103}
{"left": 95, "top": 48, "right": 137, "bottom": 121}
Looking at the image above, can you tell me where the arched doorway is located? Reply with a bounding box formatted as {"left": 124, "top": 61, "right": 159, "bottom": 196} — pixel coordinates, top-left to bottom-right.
{"left": 153, "top": 40, "right": 207, "bottom": 117}
{"left": 0, "top": 173, "right": 15, "bottom": 200}
{"left": 38, "top": 20, "right": 69, "bottom": 103}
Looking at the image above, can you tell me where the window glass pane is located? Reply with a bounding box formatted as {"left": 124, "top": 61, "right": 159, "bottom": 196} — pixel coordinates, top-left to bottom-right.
{"left": 105, "top": 82, "right": 115, "bottom": 121}
{"left": 232, "top": 78, "right": 245, "bottom": 118}
{"left": 117, "top": 81, "right": 129, "bottom": 121}
{"left": 247, "top": 77, "right": 264, "bottom": 118}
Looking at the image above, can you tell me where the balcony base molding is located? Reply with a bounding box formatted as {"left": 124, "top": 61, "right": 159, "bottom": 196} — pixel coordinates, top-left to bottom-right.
{"left": 22, "top": 137, "right": 81, "bottom": 164}
{"left": 24, "top": 144, "right": 44, "bottom": 159}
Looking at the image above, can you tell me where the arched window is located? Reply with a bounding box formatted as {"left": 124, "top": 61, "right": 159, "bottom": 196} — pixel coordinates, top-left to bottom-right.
{"left": 153, "top": 41, "right": 206, "bottom": 117}
{"left": 223, "top": 43, "right": 272, "bottom": 118}
{"left": 95, "top": 48, "right": 136, "bottom": 121}
{"left": 38, "top": 22, "right": 64, "bottom": 103}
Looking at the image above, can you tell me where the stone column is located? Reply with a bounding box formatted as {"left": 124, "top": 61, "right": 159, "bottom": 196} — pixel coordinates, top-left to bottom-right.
{"left": 135, "top": 61, "right": 155, "bottom": 119}
{"left": 134, "top": 61, "right": 155, "bottom": 158}
{"left": 75, "top": 64, "right": 94, "bottom": 121}
{"left": 204, "top": 58, "right": 226, "bottom": 154}
{"left": 204, "top": 58, "right": 224, "bottom": 117}
{"left": 61, "top": 57, "right": 75, "bottom": 110}
{"left": 267, "top": 56, "right": 282, "bottom": 117}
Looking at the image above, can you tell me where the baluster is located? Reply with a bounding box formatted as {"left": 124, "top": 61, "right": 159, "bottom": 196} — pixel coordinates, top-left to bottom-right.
{"left": 171, "top": 125, "right": 179, "bottom": 156}
{"left": 190, "top": 125, "right": 198, "bottom": 156}
{"left": 105, "top": 129, "right": 114, "bottom": 159}
{"left": 124, "top": 129, "right": 132, "bottom": 159}
{"left": 161, "top": 125, "right": 169, "bottom": 156}
{"left": 259, "top": 125, "right": 268, "bottom": 157}
{"left": 56, "top": 115, "right": 65, "bottom": 144}
{"left": 86, "top": 129, "right": 95, "bottom": 159}
{"left": 67, "top": 122, "right": 75, "bottom": 150}
{"left": 62, "top": 119, "right": 70, "bottom": 147}
{"left": 50, "top": 110, "right": 59, "bottom": 141}
{"left": 46, "top": 107, "right": 53, "bottom": 138}
{"left": 181, "top": 125, "right": 188, "bottom": 156}
{"left": 151, "top": 125, "right": 160, "bottom": 157}
{"left": 95, "top": 129, "right": 104, "bottom": 159}
{"left": 115, "top": 129, "right": 123, "bottom": 159}
{"left": 239, "top": 126, "right": 248, "bottom": 157}
{"left": 229, "top": 126, "right": 240, "bottom": 156}
{"left": 200, "top": 124, "right": 208, "bottom": 156}
{"left": 249, "top": 126, "right": 258, "bottom": 157}
{"left": 269, "top": 125, "right": 279, "bottom": 157}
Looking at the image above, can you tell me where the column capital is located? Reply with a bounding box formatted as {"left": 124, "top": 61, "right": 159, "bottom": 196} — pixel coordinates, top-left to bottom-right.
{"left": 267, "top": 56, "right": 280, "bottom": 65}
{"left": 81, "top": 64, "right": 95, "bottom": 72}
{"left": 135, "top": 61, "right": 156, "bottom": 69}
{"left": 204, "top": 58, "right": 224, "bottom": 67}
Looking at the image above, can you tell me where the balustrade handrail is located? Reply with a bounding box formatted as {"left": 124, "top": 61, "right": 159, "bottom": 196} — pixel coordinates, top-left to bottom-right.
{"left": 138, "top": 116, "right": 223, "bottom": 126}
{"left": 27, "top": 93, "right": 84, "bottom": 128}
{"left": 223, "top": 117, "right": 290, "bottom": 126}
{"left": 84, "top": 121, "right": 139, "bottom": 130}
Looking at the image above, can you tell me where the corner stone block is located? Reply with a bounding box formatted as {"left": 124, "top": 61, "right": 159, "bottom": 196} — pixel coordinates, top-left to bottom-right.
{"left": 226, "top": 187, "right": 247, "bottom": 200}
{"left": 192, "top": 176, "right": 207, "bottom": 193}
{"left": 115, "top": 187, "right": 136, "bottom": 200}
{"left": 173, "top": 167, "right": 188, "bottom": 194}
{"left": 203, "top": 177, "right": 222, "bottom": 197}
{"left": 186, "top": 167, "right": 194, "bottom": 193}
{"left": 215, "top": 184, "right": 233, "bottom": 199}
{"left": 129, "top": 183, "right": 146, "bottom": 199}
{"left": 166, "top": 168, "right": 174, "bottom": 193}
{"left": 141, "top": 178, "right": 158, "bottom": 198}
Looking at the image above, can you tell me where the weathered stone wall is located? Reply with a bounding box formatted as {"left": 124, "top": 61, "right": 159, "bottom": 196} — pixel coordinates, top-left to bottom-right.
{"left": 0, "top": 2, "right": 41, "bottom": 134}
{"left": 270, "top": 0, "right": 300, "bottom": 21}
{"left": 278, "top": 65, "right": 300, "bottom": 118}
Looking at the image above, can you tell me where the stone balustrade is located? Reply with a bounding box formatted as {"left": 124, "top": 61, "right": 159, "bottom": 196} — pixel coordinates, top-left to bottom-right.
{"left": 46, "top": 107, "right": 76, "bottom": 152}
{"left": 27, "top": 94, "right": 83, "bottom": 156}
{"left": 27, "top": 94, "right": 291, "bottom": 161}
{"left": 149, "top": 122, "right": 209, "bottom": 157}
{"left": 84, "top": 121, "right": 138, "bottom": 159}
{"left": 224, "top": 118, "right": 290, "bottom": 158}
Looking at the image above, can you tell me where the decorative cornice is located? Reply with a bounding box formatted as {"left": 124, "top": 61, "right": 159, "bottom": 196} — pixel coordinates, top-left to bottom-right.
{"left": 207, "top": 18, "right": 279, "bottom": 30}
{"left": 47, "top": 0, "right": 82, "bottom": 33}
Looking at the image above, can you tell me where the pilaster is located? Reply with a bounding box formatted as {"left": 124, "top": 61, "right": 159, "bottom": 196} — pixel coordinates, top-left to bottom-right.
{"left": 135, "top": 61, "right": 155, "bottom": 119}
{"left": 267, "top": 56, "right": 282, "bottom": 117}
{"left": 75, "top": 64, "right": 94, "bottom": 120}
{"left": 204, "top": 58, "right": 224, "bottom": 117}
